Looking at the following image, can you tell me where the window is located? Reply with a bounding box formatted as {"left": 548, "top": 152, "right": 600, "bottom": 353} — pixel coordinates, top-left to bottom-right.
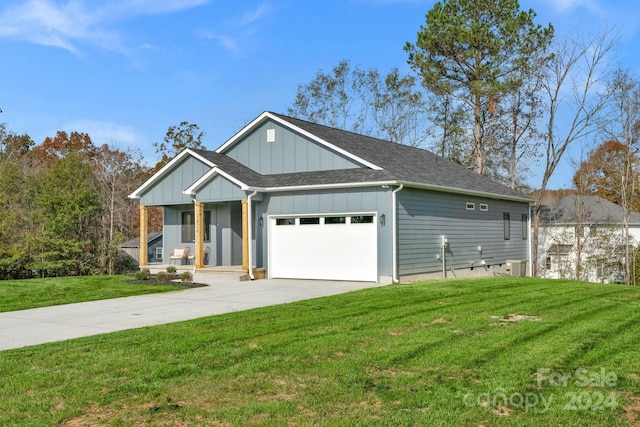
{"left": 276, "top": 218, "right": 295, "bottom": 225}
{"left": 266, "top": 128, "right": 276, "bottom": 142}
{"left": 155, "top": 247, "right": 163, "bottom": 260}
{"left": 575, "top": 225, "right": 585, "bottom": 238}
{"left": 181, "top": 211, "right": 211, "bottom": 242}
{"left": 521, "top": 214, "right": 528, "bottom": 239}
{"left": 466, "top": 202, "right": 475, "bottom": 210}
{"left": 480, "top": 204, "right": 489, "bottom": 211}
{"left": 300, "top": 217, "right": 320, "bottom": 225}
{"left": 325, "top": 216, "right": 346, "bottom": 224}
{"left": 351, "top": 215, "right": 374, "bottom": 224}
{"left": 503, "top": 212, "right": 511, "bottom": 240}
{"left": 545, "top": 256, "right": 552, "bottom": 270}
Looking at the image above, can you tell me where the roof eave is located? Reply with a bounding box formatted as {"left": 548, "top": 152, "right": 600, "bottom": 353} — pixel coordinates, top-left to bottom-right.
{"left": 247, "top": 179, "right": 532, "bottom": 202}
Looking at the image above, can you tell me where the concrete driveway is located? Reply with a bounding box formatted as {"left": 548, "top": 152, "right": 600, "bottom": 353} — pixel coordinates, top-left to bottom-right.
{"left": 0, "top": 277, "right": 387, "bottom": 351}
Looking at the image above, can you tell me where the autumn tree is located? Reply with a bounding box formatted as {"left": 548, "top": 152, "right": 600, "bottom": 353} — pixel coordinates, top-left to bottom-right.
{"left": 153, "top": 121, "right": 206, "bottom": 170}
{"left": 573, "top": 140, "right": 638, "bottom": 207}
{"left": 405, "top": 0, "right": 553, "bottom": 175}
{"left": 30, "top": 131, "right": 94, "bottom": 163}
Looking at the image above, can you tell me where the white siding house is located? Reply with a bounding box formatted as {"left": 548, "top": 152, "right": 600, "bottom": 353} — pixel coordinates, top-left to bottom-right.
{"left": 537, "top": 195, "right": 640, "bottom": 283}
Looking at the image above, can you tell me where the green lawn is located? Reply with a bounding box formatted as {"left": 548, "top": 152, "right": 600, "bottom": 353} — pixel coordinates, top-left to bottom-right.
{"left": 1, "top": 277, "right": 639, "bottom": 426}
{"left": 0, "top": 275, "right": 181, "bottom": 312}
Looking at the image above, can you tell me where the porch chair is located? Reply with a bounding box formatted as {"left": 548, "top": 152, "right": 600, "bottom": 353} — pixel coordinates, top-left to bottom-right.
{"left": 187, "top": 246, "right": 211, "bottom": 266}
{"left": 169, "top": 245, "right": 190, "bottom": 265}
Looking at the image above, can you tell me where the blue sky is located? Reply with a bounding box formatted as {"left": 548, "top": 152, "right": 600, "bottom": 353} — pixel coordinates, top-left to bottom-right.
{"left": 0, "top": 0, "right": 639, "bottom": 189}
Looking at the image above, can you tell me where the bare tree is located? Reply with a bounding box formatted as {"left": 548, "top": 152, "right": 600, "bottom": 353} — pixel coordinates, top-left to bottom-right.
{"left": 288, "top": 60, "right": 429, "bottom": 146}
{"left": 601, "top": 69, "right": 640, "bottom": 283}
{"left": 531, "top": 29, "right": 617, "bottom": 276}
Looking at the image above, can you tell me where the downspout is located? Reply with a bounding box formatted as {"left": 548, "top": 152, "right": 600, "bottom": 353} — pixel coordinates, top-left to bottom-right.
{"left": 392, "top": 184, "right": 404, "bottom": 283}
{"left": 247, "top": 189, "right": 258, "bottom": 280}
{"left": 528, "top": 203, "right": 533, "bottom": 277}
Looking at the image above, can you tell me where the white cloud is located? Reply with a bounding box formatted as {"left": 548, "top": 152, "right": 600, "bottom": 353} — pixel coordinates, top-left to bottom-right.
{"left": 239, "top": 3, "right": 269, "bottom": 26}
{"left": 196, "top": 29, "right": 239, "bottom": 52}
{"left": 196, "top": 2, "right": 271, "bottom": 53}
{"left": 0, "top": 0, "right": 208, "bottom": 54}
{"left": 540, "top": 0, "right": 603, "bottom": 14}
{"left": 64, "top": 119, "right": 144, "bottom": 147}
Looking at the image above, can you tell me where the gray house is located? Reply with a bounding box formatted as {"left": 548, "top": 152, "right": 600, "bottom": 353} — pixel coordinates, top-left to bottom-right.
{"left": 130, "top": 112, "right": 531, "bottom": 283}
{"left": 120, "top": 232, "right": 163, "bottom": 265}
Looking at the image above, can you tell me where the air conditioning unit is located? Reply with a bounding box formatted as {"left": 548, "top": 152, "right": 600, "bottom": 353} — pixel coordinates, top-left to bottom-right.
{"left": 506, "top": 260, "right": 527, "bottom": 277}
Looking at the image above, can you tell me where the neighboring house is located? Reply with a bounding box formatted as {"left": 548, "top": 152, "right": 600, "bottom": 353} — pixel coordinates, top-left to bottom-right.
{"left": 120, "top": 232, "right": 163, "bottom": 265}
{"left": 129, "top": 112, "right": 532, "bottom": 283}
{"left": 537, "top": 195, "right": 640, "bottom": 283}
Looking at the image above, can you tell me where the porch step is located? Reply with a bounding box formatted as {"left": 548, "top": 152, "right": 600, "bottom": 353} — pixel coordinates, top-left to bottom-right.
{"left": 193, "top": 271, "right": 248, "bottom": 283}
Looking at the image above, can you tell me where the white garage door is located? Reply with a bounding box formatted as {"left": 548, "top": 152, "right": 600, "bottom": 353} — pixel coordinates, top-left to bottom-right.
{"left": 269, "top": 214, "right": 377, "bottom": 282}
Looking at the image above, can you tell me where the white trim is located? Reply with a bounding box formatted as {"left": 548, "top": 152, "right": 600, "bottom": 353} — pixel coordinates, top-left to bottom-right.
{"left": 183, "top": 167, "right": 249, "bottom": 195}
{"left": 256, "top": 180, "right": 397, "bottom": 193}
{"left": 247, "top": 179, "right": 532, "bottom": 204}
{"left": 129, "top": 149, "right": 216, "bottom": 199}
{"left": 215, "top": 112, "right": 383, "bottom": 171}
{"left": 392, "top": 184, "right": 403, "bottom": 283}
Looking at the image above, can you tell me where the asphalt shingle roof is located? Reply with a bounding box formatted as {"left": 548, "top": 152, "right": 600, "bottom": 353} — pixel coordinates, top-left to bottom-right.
{"left": 269, "top": 113, "right": 529, "bottom": 199}
{"left": 194, "top": 112, "right": 530, "bottom": 200}
{"left": 539, "top": 195, "right": 640, "bottom": 225}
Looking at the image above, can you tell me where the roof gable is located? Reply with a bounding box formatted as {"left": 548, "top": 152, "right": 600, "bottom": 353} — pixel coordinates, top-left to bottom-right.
{"left": 129, "top": 149, "right": 215, "bottom": 200}
{"left": 215, "top": 112, "right": 382, "bottom": 173}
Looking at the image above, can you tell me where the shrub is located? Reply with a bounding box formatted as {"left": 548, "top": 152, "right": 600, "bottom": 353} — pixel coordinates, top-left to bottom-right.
{"left": 166, "top": 265, "right": 177, "bottom": 274}
{"left": 135, "top": 270, "right": 149, "bottom": 281}
{"left": 180, "top": 271, "right": 193, "bottom": 283}
{"left": 156, "top": 272, "right": 170, "bottom": 284}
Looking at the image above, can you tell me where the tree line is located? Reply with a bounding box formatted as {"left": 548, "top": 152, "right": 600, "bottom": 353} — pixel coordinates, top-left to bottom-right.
{"left": 2, "top": 0, "right": 637, "bottom": 281}
{"left": 0, "top": 121, "right": 206, "bottom": 279}
{"left": 0, "top": 128, "right": 145, "bottom": 278}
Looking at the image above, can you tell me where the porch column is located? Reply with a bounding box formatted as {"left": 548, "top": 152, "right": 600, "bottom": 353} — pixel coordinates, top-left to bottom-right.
{"left": 139, "top": 205, "right": 148, "bottom": 267}
{"left": 242, "top": 199, "right": 249, "bottom": 270}
{"left": 194, "top": 201, "right": 205, "bottom": 268}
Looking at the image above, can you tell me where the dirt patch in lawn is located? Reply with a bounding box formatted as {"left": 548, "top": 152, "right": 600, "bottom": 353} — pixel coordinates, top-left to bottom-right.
{"left": 624, "top": 395, "right": 640, "bottom": 426}
{"left": 490, "top": 314, "right": 541, "bottom": 326}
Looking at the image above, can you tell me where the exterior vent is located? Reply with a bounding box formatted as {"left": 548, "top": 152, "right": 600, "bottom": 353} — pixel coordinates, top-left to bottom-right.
{"left": 506, "top": 260, "right": 527, "bottom": 277}
{"left": 266, "top": 128, "right": 276, "bottom": 142}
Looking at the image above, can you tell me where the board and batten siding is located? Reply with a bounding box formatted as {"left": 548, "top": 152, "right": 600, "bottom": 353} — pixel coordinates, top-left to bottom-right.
{"left": 397, "top": 188, "right": 529, "bottom": 275}
{"left": 222, "top": 119, "right": 362, "bottom": 174}
{"left": 256, "top": 187, "right": 394, "bottom": 279}
{"left": 140, "top": 156, "right": 211, "bottom": 206}
{"left": 195, "top": 174, "right": 246, "bottom": 202}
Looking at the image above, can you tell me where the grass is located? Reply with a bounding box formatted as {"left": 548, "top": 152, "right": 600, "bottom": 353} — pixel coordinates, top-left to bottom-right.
{"left": 1, "top": 277, "right": 640, "bottom": 426}
{"left": 0, "top": 275, "right": 182, "bottom": 312}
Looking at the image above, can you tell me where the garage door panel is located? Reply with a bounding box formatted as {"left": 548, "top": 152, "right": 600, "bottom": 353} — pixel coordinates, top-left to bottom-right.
{"left": 270, "top": 216, "right": 377, "bottom": 281}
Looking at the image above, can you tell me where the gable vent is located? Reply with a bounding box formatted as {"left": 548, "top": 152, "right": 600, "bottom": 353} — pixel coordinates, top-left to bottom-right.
{"left": 266, "top": 128, "right": 276, "bottom": 142}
